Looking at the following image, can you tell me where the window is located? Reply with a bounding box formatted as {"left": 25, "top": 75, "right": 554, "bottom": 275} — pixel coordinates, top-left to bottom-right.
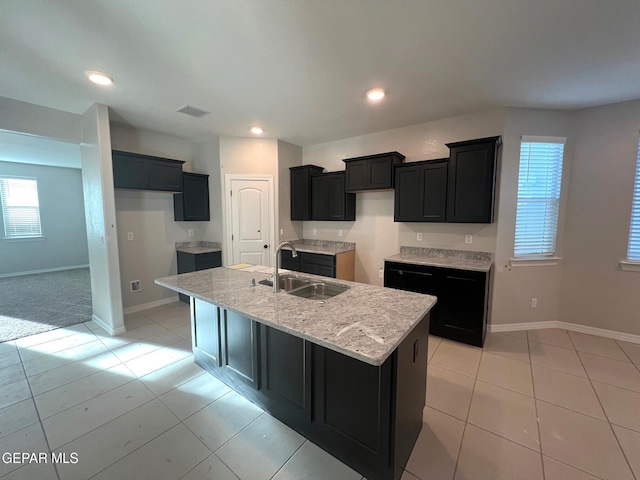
{"left": 514, "top": 136, "right": 566, "bottom": 256}
{"left": 0, "top": 177, "right": 42, "bottom": 238}
{"left": 627, "top": 138, "right": 640, "bottom": 261}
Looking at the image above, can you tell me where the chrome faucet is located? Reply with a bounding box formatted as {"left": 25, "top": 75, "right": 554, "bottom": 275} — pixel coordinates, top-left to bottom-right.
{"left": 273, "top": 241, "right": 298, "bottom": 293}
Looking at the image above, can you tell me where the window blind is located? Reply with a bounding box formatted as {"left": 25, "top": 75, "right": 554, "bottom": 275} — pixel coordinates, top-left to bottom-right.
{"left": 0, "top": 177, "right": 42, "bottom": 238}
{"left": 514, "top": 137, "right": 566, "bottom": 256}
{"left": 627, "top": 139, "right": 640, "bottom": 261}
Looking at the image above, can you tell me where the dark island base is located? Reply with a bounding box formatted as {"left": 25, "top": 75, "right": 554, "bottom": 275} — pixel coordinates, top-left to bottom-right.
{"left": 190, "top": 298, "right": 429, "bottom": 480}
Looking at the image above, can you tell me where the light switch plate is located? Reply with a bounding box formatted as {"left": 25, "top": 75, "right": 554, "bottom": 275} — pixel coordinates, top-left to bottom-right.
{"left": 378, "top": 268, "right": 383, "bottom": 278}
{"left": 417, "top": 233, "right": 423, "bottom": 241}
{"left": 313, "top": 228, "right": 317, "bottom": 235}
{"left": 338, "top": 230, "right": 343, "bottom": 237}
{"left": 188, "top": 229, "right": 194, "bottom": 237}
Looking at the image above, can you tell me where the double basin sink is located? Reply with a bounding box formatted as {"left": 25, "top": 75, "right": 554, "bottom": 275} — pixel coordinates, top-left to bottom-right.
{"left": 259, "top": 274, "right": 350, "bottom": 300}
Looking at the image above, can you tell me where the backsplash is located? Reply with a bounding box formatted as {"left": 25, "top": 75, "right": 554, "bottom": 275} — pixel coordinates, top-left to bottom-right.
{"left": 399, "top": 246, "right": 493, "bottom": 262}
{"left": 175, "top": 241, "right": 221, "bottom": 250}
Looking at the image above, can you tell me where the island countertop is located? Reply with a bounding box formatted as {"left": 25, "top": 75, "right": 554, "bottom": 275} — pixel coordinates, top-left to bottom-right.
{"left": 155, "top": 267, "right": 436, "bottom": 366}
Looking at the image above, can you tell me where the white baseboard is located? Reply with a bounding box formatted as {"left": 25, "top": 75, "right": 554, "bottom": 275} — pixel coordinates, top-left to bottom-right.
{"left": 0, "top": 264, "right": 90, "bottom": 278}
{"left": 489, "top": 321, "right": 640, "bottom": 345}
{"left": 91, "top": 314, "right": 126, "bottom": 336}
{"left": 123, "top": 296, "right": 180, "bottom": 315}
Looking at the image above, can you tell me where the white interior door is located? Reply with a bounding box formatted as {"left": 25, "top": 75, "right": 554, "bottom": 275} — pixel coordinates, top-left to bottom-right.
{"left": 228, "top": 178, "right": 272, "bottom": 266}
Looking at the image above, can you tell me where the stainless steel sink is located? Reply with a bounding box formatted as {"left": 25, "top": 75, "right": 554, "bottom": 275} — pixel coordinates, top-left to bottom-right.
{"left": 287, "top": 281, "right": 350, "bottom": 300}
{"left": 259, "top": 274, "right": 310, "bottom": 291}
{"left": 259, "top": 274, "right": 350, "bottom": 300}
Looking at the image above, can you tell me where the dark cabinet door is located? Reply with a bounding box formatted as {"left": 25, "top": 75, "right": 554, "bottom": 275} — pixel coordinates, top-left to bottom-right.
{"left": 312, "top": 172, "right": 355, "bottom": 221}
{"left": 193, "top": 299, "right": 220, "bottom": 372}
{"left": 446, "top": 136, "right": 501, "bottom": 223}
{"left": 343, "top": 152, "right": 405, "bottom": 192}
{"left": 260, "top": 325, "right": 312, "bottom": 427}
{"left": 280, "top": 249, "right": 300, "bottom": 271}
{"left": 421, "top": 161, "right": 448, "bottom": 222}
{"left": 220, "top": 310, "right": 260, "bottom": 389}
{"left": 174, "top": 173, "right": 210, "bottom": 221}
{"left": 394, "top": 160, "right": 448, "bottom": 222}
{"left": 112, "top": 150, "right": 184, "bottom": 192}
{"left": 432, "top": 268, "right": 487, "bottom": 347}
{"left": 113, "top": 152, "right": 150, "bottom": 190}
{"left": 290, "top": 165, "right": 324, "bottom": 221}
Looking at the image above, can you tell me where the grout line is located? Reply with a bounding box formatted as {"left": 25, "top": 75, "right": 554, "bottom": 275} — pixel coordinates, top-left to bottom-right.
{"left": 267, "top": 439, "right": 307, "bottom": 480}
{"left": 526, "top": 330, "right": 546, "bottom": 480}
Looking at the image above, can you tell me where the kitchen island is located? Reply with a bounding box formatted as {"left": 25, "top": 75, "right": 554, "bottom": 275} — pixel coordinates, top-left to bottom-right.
{"left": 156, "top": 267, "right": 436, "bottom": 480}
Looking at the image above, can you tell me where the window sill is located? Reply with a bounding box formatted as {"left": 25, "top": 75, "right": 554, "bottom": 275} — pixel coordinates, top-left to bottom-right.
{"left": 3, "top": 236, "right": 45, "bottom": 242}
{"left": 510, "top": 256, "right": 562, "bottom": 267}
{"left": 619, "top": 260, "right": 640, "bottom": 272}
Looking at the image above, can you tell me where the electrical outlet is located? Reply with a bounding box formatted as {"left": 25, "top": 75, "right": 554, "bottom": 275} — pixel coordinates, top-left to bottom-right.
{"left": 130, "top": 280, "right": 142, "bottom": 292}
{"left": 465, "top": 235, "right": 473, "bottom": 244}
{"left": 188, "top": 229, "right": 194, "bottom": 237}
{"left": 378, "top": 268, "right": 383, "bottom": 278}
{"left": 127, "top": 232, "right": 134, "bottom": 241}
{"left": 417, "top": 233, "right": 423, "bottom": 241}
{"left": 312, "top": 228, "right": 317, "bottom": 236}
{"left": 338, "top": 230, "right": 343, "bottom": 237}
{"left": 531, "top": 298, "right": 537, "bottom": 308}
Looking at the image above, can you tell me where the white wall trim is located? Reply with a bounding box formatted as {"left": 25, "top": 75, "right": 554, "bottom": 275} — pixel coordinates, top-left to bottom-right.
{"left": 489, "top": 321, "right": 640, "bottom": 344}
{"left": 91, "top": 314, "right": 126, "bottom": 336}
{"left": 0, "top": 264, "right": 90, "bottom": 278}
{"left": 123, "top": 295, "right": 180, "bottom": 315}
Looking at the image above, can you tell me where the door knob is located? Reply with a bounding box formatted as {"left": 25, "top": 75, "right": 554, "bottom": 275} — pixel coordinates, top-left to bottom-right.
{"left": 263, "top": 245, "right": 268, "bottom": 249}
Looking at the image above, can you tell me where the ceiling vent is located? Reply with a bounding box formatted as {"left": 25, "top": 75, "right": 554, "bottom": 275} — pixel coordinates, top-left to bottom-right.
{"left": 176, "top": 105, "right": 210, "bottom": 118}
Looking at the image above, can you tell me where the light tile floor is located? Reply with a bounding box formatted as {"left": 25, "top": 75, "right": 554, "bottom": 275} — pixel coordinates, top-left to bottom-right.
{"left": 1, "top": 306, "right": 639, "bottom": 480}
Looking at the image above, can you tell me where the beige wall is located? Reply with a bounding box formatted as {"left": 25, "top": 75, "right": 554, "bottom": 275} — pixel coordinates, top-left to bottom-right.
{"left": 302, "top": 109, "right": 507, "bottom": 286}
{"left": 560, "top": 99, "right": 640, "bottom": 335}
{"left": 110, "top": 124, "right": 201, "bottom": 309}
{"left": 191, "top": 137, "right": 224, "bottom": 245}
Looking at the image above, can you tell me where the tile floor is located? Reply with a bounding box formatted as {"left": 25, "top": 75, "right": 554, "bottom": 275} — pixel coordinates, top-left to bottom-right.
{"left": 0, "top": 303, "right": 639, "bottom": 480}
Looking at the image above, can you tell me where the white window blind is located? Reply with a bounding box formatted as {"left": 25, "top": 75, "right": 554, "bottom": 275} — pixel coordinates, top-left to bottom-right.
{"left": 514, "top": 137, "right": 566, "bottom": 256}
{"left": 627, "top": 139, "right": 640, "bottom": 261}
{"left": 0, "top": 177, "right": 42, "bottom": 238}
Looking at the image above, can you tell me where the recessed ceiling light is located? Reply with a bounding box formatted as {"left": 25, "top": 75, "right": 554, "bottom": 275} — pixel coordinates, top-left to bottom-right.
{"left": 250, "top": 126, "right": 263, "bottom": 135}
{"left": 367, "top": 88, "right": 385, "bottom": 101}
{"left": 86, "top": 71, "right": 114, "bottom": 86}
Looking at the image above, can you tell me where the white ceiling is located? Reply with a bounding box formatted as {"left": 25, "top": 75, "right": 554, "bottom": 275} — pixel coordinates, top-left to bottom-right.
{"left": 1, "top": 0, "right": 639, "bottom": 147}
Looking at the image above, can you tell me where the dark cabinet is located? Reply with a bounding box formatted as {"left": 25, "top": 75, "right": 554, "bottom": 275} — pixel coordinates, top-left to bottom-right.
{"left": 343, "top": 152, "right": 405, "bottom": 192}
{"left": 191, "top": 302, "right": 430, "bottom": 480}
{"left": 112, "top": 150, "right": 184, "bottom": 192}
{"left": 311, "top": 172, "right": 356, "bottom": 221}
{"left": 176, "top": 250, "right": 222, "bottom": 303}
{"left": 290, "top": 165, "right": 324, "bottom": 221}
{"left": 384, "top": 261, "right": 489, "bottom": 347}
{"left": 394, "top": 159, "right": 448, "bottom": 222}
{"left": 279, "top": 250, "right": 336, "bottom": 278}
{"left": 445, "top": 136, "right": 501, "bottom": 223}
{"left": 174, "top": 173, "right": 210, "bottom": 221}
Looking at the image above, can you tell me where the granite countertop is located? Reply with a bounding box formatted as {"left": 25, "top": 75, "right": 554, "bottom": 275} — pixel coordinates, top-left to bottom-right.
{"left": 155, "top": 267, "right": 435, "bottom": 366}
{"left": 176, "top": 241, "right": 222, "bottom": 254}
{"left": 385, "top": 247, "right": 493, "bottom": 272}
{"left": 281, "top": 239, "right": 355, "bottom": 256}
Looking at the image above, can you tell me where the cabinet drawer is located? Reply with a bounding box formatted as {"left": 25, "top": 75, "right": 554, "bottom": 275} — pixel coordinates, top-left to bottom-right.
{"left": 299, "top": 252, "right": 335, "bottom": 267}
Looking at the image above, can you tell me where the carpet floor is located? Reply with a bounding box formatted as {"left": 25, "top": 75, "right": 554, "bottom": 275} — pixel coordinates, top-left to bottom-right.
{"left": 0, "top": 268, "right": 92, "bottom": 343}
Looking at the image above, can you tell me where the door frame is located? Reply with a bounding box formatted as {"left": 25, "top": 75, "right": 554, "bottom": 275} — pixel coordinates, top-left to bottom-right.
{"left": 224, "top": 174, "right": 275, "bottom": 267}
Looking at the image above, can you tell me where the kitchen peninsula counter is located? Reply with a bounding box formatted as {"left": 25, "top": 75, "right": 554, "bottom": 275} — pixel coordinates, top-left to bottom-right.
{"left": 156, "top": 266, "right": 434, "bottom": 480}
{"left": 156, "top": 266, "right": 435, "bottom": 366}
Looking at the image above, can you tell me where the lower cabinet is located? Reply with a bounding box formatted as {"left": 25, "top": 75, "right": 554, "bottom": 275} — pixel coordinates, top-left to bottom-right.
{"left": 384, "top": 261, "right": 489, "bottom": 347}
{"left": 280, "top": 250, "right": 355, "bottom": 281}
{"left": 191, "top": 299, "right": 429, "bottom": 480}
{"left": 176, "top": 250, "right": 222, "bottom": 303}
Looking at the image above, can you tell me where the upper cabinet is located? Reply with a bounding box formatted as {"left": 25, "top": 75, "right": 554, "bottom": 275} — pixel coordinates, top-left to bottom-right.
{"left": 393, "top": 136, "right": 501, "bottom": 224}
{"left": 343, "top": 152, "right": 405, "bottom": 192}
{"left": 445, "top": 136, "right": 501, "bottom": 223}
{"left": 311, "top": 172, "right": 356, "bottom": 221}
{"left": 290, "top": 165, "right": 324, "bottom": 221}
{"left": 394, "top": 159, "right": 448, "bottom": 222}
{"left": 174, "top": 172, "right": 210, "bottom": 221}
{"left": 112, "top": 150, "right": 184, "bottom": 192}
